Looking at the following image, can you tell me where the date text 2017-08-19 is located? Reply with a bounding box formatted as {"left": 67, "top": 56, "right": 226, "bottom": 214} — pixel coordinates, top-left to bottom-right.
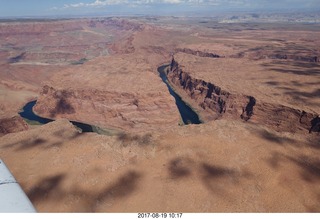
{"left": 137, "top": 213, "right": 183, "bottom": 218}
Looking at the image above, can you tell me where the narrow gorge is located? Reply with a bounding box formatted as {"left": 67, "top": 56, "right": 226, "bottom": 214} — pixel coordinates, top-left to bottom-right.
{"left": 166, "top": 57, "right": 320, "bottom": 134}
{"left": 158, "top": 65, "right": 202, "bottom": 125}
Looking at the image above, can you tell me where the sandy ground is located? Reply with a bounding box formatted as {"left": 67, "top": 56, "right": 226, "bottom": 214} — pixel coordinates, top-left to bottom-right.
{"left": 0, "top": 119, "right": 319, "bottom": 212}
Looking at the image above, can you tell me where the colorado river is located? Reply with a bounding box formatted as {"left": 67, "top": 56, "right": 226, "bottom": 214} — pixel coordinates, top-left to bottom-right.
{"left": 19, "top": 100, "right": 94, "bottom": 132}
{"left": 158, "top": 65, "right": 202, "bottom": 125}
{"left": 19, "top": 66, "right": 201, "bottom": 130}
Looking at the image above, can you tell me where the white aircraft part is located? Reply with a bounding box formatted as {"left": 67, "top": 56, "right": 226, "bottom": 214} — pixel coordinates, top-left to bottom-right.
{"left": 0, "top": 159, "right": 36, "bottom": 212}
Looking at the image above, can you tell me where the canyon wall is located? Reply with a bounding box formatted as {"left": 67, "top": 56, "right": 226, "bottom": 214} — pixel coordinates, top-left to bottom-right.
{"left": 0, "top": 116, "right": 28, "bottom": 136}
{"left": 34, "top": 85, "right": 179, "bottom": 132}
{"left": 175, "top": 48, "right": 222, "bottom": 58}
{"left": 168, "top": 57, "right": 319, "bottom": 133}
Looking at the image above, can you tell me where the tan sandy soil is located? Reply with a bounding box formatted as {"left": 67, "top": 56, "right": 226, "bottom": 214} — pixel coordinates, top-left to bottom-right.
{"left": 0, "top": 119, "right": 319, "bottom": 212}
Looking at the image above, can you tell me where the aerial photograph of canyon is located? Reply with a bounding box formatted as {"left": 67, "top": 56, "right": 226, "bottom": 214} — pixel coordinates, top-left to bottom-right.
{"left": 0, "top": 0, "right": 320, "bottom": 213}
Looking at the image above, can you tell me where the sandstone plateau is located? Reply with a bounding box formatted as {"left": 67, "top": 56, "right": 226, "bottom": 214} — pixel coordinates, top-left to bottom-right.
{"left": 1, "top": 118, "right": 319, "bottom": 212}
{"left": 167, "top": 56, "right": 319, "bottom": 134}
{"left": 0, "top": 17, "right": 319, "bottom": 212}
{"left": 33, "top": 54, "right": 180, "bottom": 132}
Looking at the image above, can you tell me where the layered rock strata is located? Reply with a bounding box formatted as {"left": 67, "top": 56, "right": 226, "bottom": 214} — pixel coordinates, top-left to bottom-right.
{"left": 33, "top": 55, "right": 180, "bottom": 132}
{"left": 0, "top": 116, "right": 28, "bottom": 136}
{"left": 175, "top": 48, "right": 222, "bottom": 58}
{"left": 168, "top": 57, "right": 319, "bottom": 133}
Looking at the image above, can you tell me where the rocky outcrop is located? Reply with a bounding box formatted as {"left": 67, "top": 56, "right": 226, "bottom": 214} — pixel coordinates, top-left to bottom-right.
{"left": 0, "top": 116, "right": 28, "bottom": 136}
{"left": 309, "top": 116, "right": 320, "bottom": 133}
{"left": 8, "top": 52, "right": 26, "bottom": 63}
{"left": 175, "top": 48, "right": 222, "bottom": 58}
{"left": 34, "top": 85, "right": 179, "bottom": 132}
{"left": 168, "top": 57, "right": 319, "bottom": 133}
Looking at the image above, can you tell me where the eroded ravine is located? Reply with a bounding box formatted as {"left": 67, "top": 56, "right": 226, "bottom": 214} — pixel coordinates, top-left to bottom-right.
{"left": 158, "top": 65, "right": 202, "bottom": 125}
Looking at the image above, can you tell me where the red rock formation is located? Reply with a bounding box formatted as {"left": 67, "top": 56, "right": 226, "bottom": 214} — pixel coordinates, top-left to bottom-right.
{"left": 0, "top": 116, "right": 28, "bottom": 136}
{"left": 175, "top": 48, "right": 222, "bottom": 58}
{"left": 168, "top": 57, "right": 319, "bottom": 133}
{"left": 34, "top": 85, "right": 179, "bottom": 132}
{"left": 26, "top": 48, "right": 180, "bottom": 132}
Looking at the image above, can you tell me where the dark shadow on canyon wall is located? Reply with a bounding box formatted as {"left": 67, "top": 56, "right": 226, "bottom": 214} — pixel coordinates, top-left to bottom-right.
{"left": 310, "top": 117, "right": 320, "bottom": 133}
{"left": 8, "top": 52, "right": 26, "bottom": 63}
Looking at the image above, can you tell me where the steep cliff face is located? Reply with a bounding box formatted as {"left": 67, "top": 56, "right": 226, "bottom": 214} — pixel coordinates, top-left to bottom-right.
{"left": 175, "top": 48, "right": 222, "bottom": 58}
{"left": 28, "top": 48, "right": 182, "bottom": 132}
{"left": 34, "top": 85, "right": 179, "bottom": 132}
{"left": 0, "top": 116, "right": 28, "bottom": 136}
{"left": 168, "top": 58, "right": 319, "bottom": 133}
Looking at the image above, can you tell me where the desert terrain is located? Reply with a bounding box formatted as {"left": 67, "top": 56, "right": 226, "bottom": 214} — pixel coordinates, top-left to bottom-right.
{"left": 0, "top": 16, "right": 319, "bottom": 212}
